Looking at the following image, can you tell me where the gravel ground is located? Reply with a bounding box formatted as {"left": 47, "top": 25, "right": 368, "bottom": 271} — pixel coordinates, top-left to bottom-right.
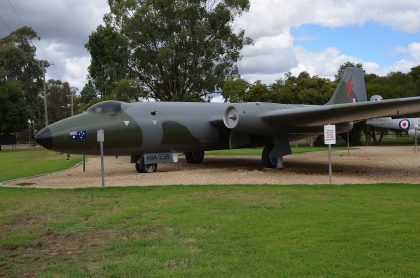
{"left": 3, "top": 146, "right": 420, "bottom": 188}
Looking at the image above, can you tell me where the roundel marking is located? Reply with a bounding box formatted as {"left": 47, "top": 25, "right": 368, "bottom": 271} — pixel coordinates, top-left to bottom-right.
{"left": 399, "top": 119, "right": 410, "bottom": 130}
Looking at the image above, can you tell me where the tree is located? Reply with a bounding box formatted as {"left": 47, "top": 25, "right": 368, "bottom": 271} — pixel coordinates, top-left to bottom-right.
{"left": 244, "top": 81, "right": 271, "bottom": 102}
{"left": 0, "top": 26, "right": 44, "bottom": 131}
{"left": 334, "top": 61, "right": 364, "bottom": 82}
{"left": 112, "top": 79, "right": 145, "bottom": 102}
{"left": 221, "top": 78, "right": 247, "bottom": 102}
{"left": 80, "top": 80, "right": 98, "bottom": 105}
{"left": 85, "top": 25, "right": 130, "bottom": 97}
{"left": 87, "top": 0, "right": 251, "bottom": 101}
{"left": 44, "top": 80, "right": 81, "bottom": 124}
{"left": 0, "top": 82, "right": 28, "bottom": 150}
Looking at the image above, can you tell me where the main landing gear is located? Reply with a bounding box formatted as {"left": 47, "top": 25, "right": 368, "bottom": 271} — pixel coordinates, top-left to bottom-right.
{"left": 184, "top": 151, "right": 205, "bottom": 164}
{"left": 261, "top": 136, "right": 291, "bottom": 169}
{"left": 262, "top": 144, "right": 285, "bottom": 169}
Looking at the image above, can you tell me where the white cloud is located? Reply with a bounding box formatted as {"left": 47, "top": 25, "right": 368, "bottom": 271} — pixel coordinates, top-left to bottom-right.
{"left": 2, "top": 0, "right": 419, "bottom": 90}
{"left": 384, "top": 42, "right": 420, "bottom": 73}
{"left": 236, "top": 0, "right": 420, "bottom": 83}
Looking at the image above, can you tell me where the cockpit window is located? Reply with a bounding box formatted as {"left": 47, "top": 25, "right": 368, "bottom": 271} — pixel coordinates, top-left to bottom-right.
{"left": 86, "top": 101, "right": 123, "bottom": 116}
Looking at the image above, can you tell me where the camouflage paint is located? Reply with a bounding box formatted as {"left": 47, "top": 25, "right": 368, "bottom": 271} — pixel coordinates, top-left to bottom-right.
{"left": 161, "top": 121, "right": 200, "bottom": 145}
{"left": 44, "top": 106, "right": 142, "bottom": 155}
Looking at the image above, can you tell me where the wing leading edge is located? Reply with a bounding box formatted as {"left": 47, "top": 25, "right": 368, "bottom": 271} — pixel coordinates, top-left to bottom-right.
{"left": 262, "top": 97, "right": 420, "bottom": 128}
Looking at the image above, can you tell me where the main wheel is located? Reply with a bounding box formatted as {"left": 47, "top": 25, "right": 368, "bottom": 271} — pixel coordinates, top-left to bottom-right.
{"left": 185, "top": 151, "right": 205, "bottom": 164}
{"left": 135, "top": 157, "right": 157, "bottom": 173}
{"left": 262, "top": 144, "right": 278, "bottom": 168}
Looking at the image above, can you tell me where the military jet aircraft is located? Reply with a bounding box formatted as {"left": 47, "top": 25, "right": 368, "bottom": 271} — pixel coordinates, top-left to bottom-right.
{"left": 366, "top": 95, "right": 420, "bottom": 138}
{"left": 36, "top": 68, "right": 420, "bottom": 173}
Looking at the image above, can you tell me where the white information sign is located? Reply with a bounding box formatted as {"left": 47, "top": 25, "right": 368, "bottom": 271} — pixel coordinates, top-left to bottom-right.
{"left": 324, "top": 125, "right": 336, "bottom": 145}
{"left": 97, "top": 129, "right": 104, "bottom": 142}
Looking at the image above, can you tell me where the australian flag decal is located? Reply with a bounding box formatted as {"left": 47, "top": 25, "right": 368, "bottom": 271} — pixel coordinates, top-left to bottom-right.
{"left": 69, "top": 130, "right": 87, "bottom": 140}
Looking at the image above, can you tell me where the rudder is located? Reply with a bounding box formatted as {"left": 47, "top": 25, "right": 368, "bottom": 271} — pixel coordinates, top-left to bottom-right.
{"left": 326, "top": 68, "right": 367, "bottom": 105}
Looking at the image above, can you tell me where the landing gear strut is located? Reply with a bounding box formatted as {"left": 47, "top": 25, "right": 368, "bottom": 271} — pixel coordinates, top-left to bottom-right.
{"left": 262, "top": 144, "right": 284, "bottom": 169}
{"left": 135, "top": 156, "right": 157, "bottom": 173}
{"left": 185, "top": 151, "right": 205, "bottom": 164}
{"left": 261, "top": 144, "right": 288, "bottom": 169}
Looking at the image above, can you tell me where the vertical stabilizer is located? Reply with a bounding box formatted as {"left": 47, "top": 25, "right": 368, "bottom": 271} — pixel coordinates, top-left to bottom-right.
{"left": 327, "top": 68, "right": 367, "bottom": 105}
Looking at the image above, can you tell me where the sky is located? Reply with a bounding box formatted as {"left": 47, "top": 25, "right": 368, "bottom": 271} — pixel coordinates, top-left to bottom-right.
{"left": 0, "top": 0, "right": 419, "bottom": 92}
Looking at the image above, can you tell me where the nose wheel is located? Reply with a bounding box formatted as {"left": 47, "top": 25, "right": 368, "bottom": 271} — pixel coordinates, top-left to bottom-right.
{"left": 135, "top": 157, "right": 157, "bottom": 173}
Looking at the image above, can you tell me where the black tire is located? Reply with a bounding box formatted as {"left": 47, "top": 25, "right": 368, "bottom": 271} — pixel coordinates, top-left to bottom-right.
{"left": 262, "top": 144, "right": 278, "bottom": 168}
{"left": 185, "top": 151, "right": 205, "bottom": 164}
{"left": 135, "top": 158, "right": 157, "bottom": 173}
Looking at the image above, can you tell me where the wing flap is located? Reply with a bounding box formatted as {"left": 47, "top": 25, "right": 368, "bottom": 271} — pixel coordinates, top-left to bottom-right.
{"left": 262, "top": 97, "right": 420, "bottom": 127}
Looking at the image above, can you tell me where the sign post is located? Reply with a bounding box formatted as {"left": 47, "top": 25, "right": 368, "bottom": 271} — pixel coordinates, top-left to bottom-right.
{"left": 83, "top": 155, "right": 86, "bottom": 172}
{"left": 347, "top": 132, "right": 350, "bottom": 156}
{"left": 324, "top": 125, "right": 336, "bottom": 184}
{"left": 97, "top": 129, "right": 105, "bottom": 187}
{"left": 415, "top": 121, "right": 418, "bottom": 154}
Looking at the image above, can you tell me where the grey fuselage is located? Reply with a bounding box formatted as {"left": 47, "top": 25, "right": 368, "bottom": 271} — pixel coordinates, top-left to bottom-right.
{"left": 35, "top": 101, "right": 338, "bottom": 156}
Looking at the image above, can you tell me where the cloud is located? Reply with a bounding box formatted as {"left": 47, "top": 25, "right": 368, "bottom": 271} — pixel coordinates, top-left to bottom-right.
{"left": 385, "top": 42, "right": 420, "bottom": 73}
{"left": 237, "top": 0, "right": 420, "bottom": 36}
{"left": 236, "top": 0, "right": 420, "bottom": 82}
{"left": 1, "top": 0, "right": 419, "bottom": 91}
{"left": 0, "top": 0, "right": 108, "bottom": 90}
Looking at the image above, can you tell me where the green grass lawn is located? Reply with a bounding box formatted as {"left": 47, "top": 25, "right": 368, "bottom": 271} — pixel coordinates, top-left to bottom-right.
{"left": 206, "top": 146, "right": 353, "bottom": 156}
{"left": 0, "top": 185, "right": 419, "bottom": 277}
{"left": 0, "top": 148, "right": 82, "bottom": 182}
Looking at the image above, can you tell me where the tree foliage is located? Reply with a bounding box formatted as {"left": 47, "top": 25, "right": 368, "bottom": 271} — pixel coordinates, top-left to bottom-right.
{"left": 85, "top": 25, "right": 130, "bottom": 98}
{"left": 334, "top": 61, "right": 364, "bottom": 81}
{"left": 86, "top": 0, "right": 251, "bottom": 101}
{"left": 45, "top": 80, "right": 80, "bottom": 123}
{"left": 221, "top": 78, "right": 247, "bottom": 102}
{"left": 0, "top": 27, "right": 80, "bottom": 138}
{"left": 0, "top": 27, "right": 44, "bottom": 130}
{"left": 0, "top": 82, "right": 28, "bottom": 134}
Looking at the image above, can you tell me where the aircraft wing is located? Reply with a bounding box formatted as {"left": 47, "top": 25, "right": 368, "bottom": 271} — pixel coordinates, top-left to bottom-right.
{"left": 262, "top": 97, "right": 420, "bottom": 127}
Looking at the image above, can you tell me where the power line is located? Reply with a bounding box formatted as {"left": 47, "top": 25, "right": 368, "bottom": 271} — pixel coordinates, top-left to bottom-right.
{"left": 6, "top": 0, "right": 53, "bottom": 62}
{"left": 0, "top": 13, "right": 12, "bottom": 33}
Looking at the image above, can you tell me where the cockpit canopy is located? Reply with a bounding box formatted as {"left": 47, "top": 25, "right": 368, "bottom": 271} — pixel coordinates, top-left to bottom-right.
{"left": 86, "top": 100, "right": 125, "bottom": 116}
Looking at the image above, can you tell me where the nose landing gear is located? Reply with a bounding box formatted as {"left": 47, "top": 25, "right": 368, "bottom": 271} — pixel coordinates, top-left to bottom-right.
{"left": 133, "top": 156, "right": 157, "bottom": 173}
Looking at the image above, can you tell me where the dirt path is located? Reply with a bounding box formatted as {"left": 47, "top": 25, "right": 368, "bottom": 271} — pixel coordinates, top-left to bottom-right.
{"left": 3, "top": 146, "right": 420, "bottom": 188}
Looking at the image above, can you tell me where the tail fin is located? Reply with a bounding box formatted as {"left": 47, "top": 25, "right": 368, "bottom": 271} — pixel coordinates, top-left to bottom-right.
{"left": 326, "top": 68, "right": 367, "bottom": 105}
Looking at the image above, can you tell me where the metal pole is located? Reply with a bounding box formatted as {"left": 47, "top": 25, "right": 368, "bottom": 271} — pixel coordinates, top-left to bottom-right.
{"left": 347, "top": 132, "right": 350, "bottom": 156}
{"left": 70, "top": 89, "right": 74, "bottom": 116}
{"left": 41, "top": 61, "right": 48, "bottom": 126}
{"left": 415, "top": 129, "right": 418, "bottom": 154}
{"left": 100, "top": 141, "right": 105, "bottom": 187}
{"left": 84, "top": 155, "right": 86, "bottom": 172}
{"left": 328, "top": 144, "right": 332, "bottom": 184}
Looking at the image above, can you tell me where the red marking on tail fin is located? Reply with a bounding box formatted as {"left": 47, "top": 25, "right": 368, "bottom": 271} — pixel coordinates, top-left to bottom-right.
{"left": 346, "top": 75, "right": 353, "bottom": 97}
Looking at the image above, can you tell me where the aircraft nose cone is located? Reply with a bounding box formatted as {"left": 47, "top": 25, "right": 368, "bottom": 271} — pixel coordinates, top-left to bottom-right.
{"left": 35, "top": 127, "right": 53, "bottom": 149}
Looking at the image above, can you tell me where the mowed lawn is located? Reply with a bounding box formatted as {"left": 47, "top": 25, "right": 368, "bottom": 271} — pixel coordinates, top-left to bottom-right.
{"left": 0, "top": 185, "right": 419, "bottom": 277}
{"left": 0, "top": 148, "right": 82, "bottom": 182}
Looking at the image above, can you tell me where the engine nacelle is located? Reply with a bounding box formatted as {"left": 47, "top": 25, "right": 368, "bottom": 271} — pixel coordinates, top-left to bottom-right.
{"left": 222, "top": 103, "right": 279, "bottom": 134}
{"left": 370, "top": 95, "right": 383, "bottom": 102}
